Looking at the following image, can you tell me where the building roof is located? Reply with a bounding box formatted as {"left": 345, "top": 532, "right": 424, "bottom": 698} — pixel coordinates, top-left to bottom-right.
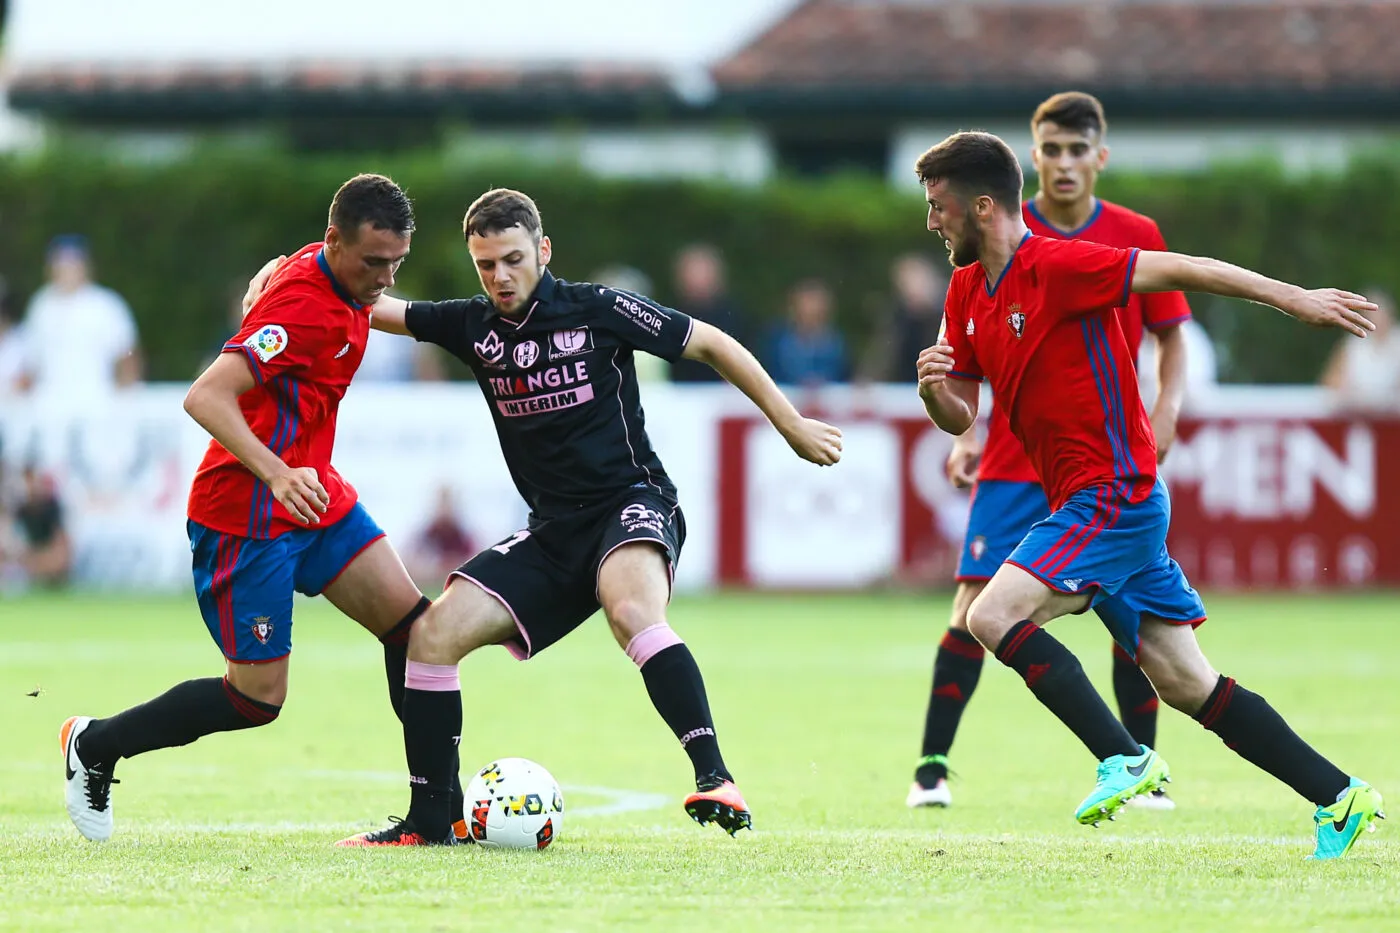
{"left": 711, "top": 0, "right": 1400, "bottom": 117}
{"left": 7, "top": 63, "right": 687, "bottom": 124}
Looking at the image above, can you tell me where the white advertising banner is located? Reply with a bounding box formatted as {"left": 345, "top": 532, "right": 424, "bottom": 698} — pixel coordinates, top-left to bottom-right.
{"left": 1, "top": 383, "right": 1392, "bottom": 594}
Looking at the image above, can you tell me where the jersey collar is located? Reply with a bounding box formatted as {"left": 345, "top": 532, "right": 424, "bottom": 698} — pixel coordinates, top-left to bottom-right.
{"left": 486, "top": 268, "right": 557, "bottom": 329}
{"left": 984, "top": 231, "right": 1032, "bottom": 297}
{"left": 315, "top": 249, "right": 365, "bottom": 310}
{"left": 1026, "top": 197, "right": 1103, "bottom": 238}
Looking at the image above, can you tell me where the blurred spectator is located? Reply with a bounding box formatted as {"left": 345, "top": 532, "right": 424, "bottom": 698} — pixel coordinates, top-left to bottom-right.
{"left": 669, "top": 244, "right": 746, "bottom": 383}
{"left": 404, "top": 485, "right": 477, "bottom": 590}
{"left": 592, "top": 263, "right": 668, "bottom": 383}
{"left": 765, "top": 279, "right": 849, "bottom": 387}
{"left": 1319, "top": 289, "right": 1400, "bottom": 408}
{"left": 0, "top": 277, "right": 28, "bottom": 397}
{"left": 21, "top": 235, "right": 141, "bottom": 400}
{"left": 0, "top": 464, "right": 71, "bottom": 589}
{"left": 1138, "top": 317, "right": 1220, "bottom": 408}
{"left": 859, "top": 252, "right": 946, "bottom": 382}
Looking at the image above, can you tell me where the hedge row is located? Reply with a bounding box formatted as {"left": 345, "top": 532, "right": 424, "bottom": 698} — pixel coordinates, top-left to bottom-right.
{"left": 1, "top": 144, "right": 1394, "bottom": 382}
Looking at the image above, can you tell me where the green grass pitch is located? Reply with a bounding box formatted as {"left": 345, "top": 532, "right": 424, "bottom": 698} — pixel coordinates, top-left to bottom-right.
{"left": 2, "top": 591, "right": 1398, "bottom": 932}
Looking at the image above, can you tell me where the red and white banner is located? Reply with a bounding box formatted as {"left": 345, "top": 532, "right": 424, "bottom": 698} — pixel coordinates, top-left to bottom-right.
{"left": 2, "top": 384, "right": 1394, "bottom": 592}
{"left": 1162, "top": 416, "right": 1399, "bottom": 589}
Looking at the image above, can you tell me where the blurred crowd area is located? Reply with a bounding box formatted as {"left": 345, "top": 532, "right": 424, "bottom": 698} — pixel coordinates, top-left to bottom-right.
{"left": 5, "top": 228, "right": 1400, "bottom": 401}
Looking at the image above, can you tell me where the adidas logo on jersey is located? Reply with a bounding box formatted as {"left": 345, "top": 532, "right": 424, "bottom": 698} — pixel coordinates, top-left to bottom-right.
{"left": 334, "top": 343, "right": 350, "bottom": 359}
{"left": 965, "top": 320, "right": 974, "bottom": 336}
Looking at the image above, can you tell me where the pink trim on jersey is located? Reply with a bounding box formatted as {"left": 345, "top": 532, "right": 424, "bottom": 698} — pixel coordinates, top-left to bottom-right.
{"left": 625, "top": 623, "right": 684, "bottom": 667}
{"left": 405, "top": 660, "right": 460, "bottom": 692}
{"left": 450, "top": 572, "right": 532, "bottom": 660}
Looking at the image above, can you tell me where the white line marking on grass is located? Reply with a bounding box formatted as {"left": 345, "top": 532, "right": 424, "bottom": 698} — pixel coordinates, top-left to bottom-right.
{"left": 6, "top": 760, "right": 668, "bottom": 821}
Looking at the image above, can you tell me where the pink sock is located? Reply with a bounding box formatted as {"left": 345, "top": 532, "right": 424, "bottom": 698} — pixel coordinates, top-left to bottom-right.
{"left": 625, "top": 623, "right": 684, "bottom": 667}
{"left": 405, "top": 660, "right": 460, "bottom": 691}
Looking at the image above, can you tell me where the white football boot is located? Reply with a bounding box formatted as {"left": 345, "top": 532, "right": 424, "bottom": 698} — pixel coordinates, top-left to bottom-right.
{"left": 60, "top": 716, "right": 117, "bottom": 841}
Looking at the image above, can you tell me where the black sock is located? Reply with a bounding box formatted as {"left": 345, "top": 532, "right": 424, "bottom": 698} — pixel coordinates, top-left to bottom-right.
{"left": 77, "top": 677, "right": 280, "bottom": 769}
{"left": 917, "top": 628, "right": 984, "bottom": 783}
{"left": 402, "top": 686, "right": 461, "bottom": 839}
{"left": 995, "top": 621, "right": 1140, "bottom": 761}
{"left": 379, "top": 598, "right": 463, "bottom": 825}
{"left": 1194, "top": 675, "right": 1350, "bottom": 806}
{"left": 639, "top": 644, "right": 731, "bottom": 784}
{"left": 1112, "top": 643, "right": 1159, "bottom": 750}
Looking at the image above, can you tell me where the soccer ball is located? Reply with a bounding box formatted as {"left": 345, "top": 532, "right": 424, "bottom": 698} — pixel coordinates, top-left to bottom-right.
{"left": 464, "top": 757, "right": 564, "bottom": 850}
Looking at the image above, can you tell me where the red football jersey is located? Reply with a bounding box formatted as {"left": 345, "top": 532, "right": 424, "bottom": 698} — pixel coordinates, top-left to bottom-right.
{"left": 976, "top": 199, "right": 1192, "bottom": 483}
{"left": 941, "top": 235, "right": 1157, "bottom": 511}
{"left": 187, "top": 243, "right": 369, "bottom": 539}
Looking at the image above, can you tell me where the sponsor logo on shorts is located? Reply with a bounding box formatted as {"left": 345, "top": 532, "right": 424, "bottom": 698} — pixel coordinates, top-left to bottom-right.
{"left": 250, "top": 616, "right": 274, "bottom": 644}
{"left": 620, "top": 502, "right": 665, "bottom": 534}
{"left": 245, "top": 325, "right": 288, "bottom": 362}
{"left": 513, "top": 339, "right": 540, "bottom": 369}
{"left": 474, "top": 330, "right": 506, "bottom": 367}
{"left": 1062, "top": 578, "right": 1082, "bottom": 592}
{"left": 548, "top": 327, "right": 593, "bottom": 360}
{"left": 969, "top": 535, "right": 987, "bottom": 561}
{"left": 611, "top": 292, "right": 667, "bottom": 336}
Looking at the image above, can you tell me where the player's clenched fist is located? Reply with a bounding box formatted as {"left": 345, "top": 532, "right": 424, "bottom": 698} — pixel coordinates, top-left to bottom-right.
{"left": 270, "top": 466, "right": 330, "bottom": 524}
{"left": 917, "top": 343, "right": 957, "bottom": 398}
{"left": 783, "top": 417, "right": 843, "bottom": 466}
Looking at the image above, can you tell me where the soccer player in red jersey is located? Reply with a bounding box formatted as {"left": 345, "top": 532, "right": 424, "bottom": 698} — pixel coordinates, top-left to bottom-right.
{"left": 914, "top": 131, "right": 1384, "bottom": 858}
{"left": 909, "top": 93, "right": 1190, "bottom": 810}
{"left": 59, "top": 175, "right": 465, "bottom": 842}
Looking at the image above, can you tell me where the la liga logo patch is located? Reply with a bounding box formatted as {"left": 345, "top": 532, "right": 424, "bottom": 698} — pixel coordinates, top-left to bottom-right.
{"left": 245, "top": 325, "right": 289, "bottom": 362}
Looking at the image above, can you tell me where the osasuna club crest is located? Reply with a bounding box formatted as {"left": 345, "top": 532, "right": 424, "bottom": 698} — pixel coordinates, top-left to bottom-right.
{"left": 1007, "top": 303, "right": 1026, "bottom": 338}
{"left": 251, "top": 616, "right": 274, "bottom": 644}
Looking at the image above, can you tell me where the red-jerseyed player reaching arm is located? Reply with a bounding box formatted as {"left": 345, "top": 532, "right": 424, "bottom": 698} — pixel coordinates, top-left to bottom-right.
{"left": 913, "top": 130, "right": 1382, "bottom": 860}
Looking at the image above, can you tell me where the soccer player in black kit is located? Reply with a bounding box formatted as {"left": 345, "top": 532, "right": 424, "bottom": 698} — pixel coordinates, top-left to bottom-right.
{"left": 250, "top": 189, "right": 843, "bottom": 845}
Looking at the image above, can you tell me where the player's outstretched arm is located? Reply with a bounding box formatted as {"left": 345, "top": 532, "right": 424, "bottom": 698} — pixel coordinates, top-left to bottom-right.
{"left": 1131, "top": 252, "right": 1377, "bottom": 338}
{"left": 368, "top": 295, "right": 411, "bottom": 335}
{"left": 682, "top": 320, "right": 842, "bottom": 466}
{"left": 184, "top": 354, "right": 330, "bottom": 525}
{"left": 918, "top": 343, "right": 979, "bottom": 435}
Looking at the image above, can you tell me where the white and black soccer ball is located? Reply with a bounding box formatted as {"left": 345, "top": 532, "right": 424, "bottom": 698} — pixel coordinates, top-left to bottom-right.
{"left": 464, "top": 757, "right": 563, "bottom": 850}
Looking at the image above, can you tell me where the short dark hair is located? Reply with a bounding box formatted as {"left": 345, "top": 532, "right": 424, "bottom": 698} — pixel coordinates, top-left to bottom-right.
{"left": 328, "top": 173, "right": 415, "bottom": 240}
{"left": 464, "top": 188, "right": 542, "bottom": 240}
{"left": 1031, "top": 91, "right": 1107, "bottom": 138}
{"left": 914, "top": 132, "right": 1023, "bottom": 215}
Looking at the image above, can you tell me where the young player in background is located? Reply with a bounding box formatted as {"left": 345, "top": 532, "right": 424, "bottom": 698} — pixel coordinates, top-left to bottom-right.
{"left": 915, "top": 130, "right": 1383, "bottom": 859}
{"left": 60, "top": 175, "right": 467, "bottom": 842}
{"left": 910, "top": 92, "right": 1190, "bottom": 811}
